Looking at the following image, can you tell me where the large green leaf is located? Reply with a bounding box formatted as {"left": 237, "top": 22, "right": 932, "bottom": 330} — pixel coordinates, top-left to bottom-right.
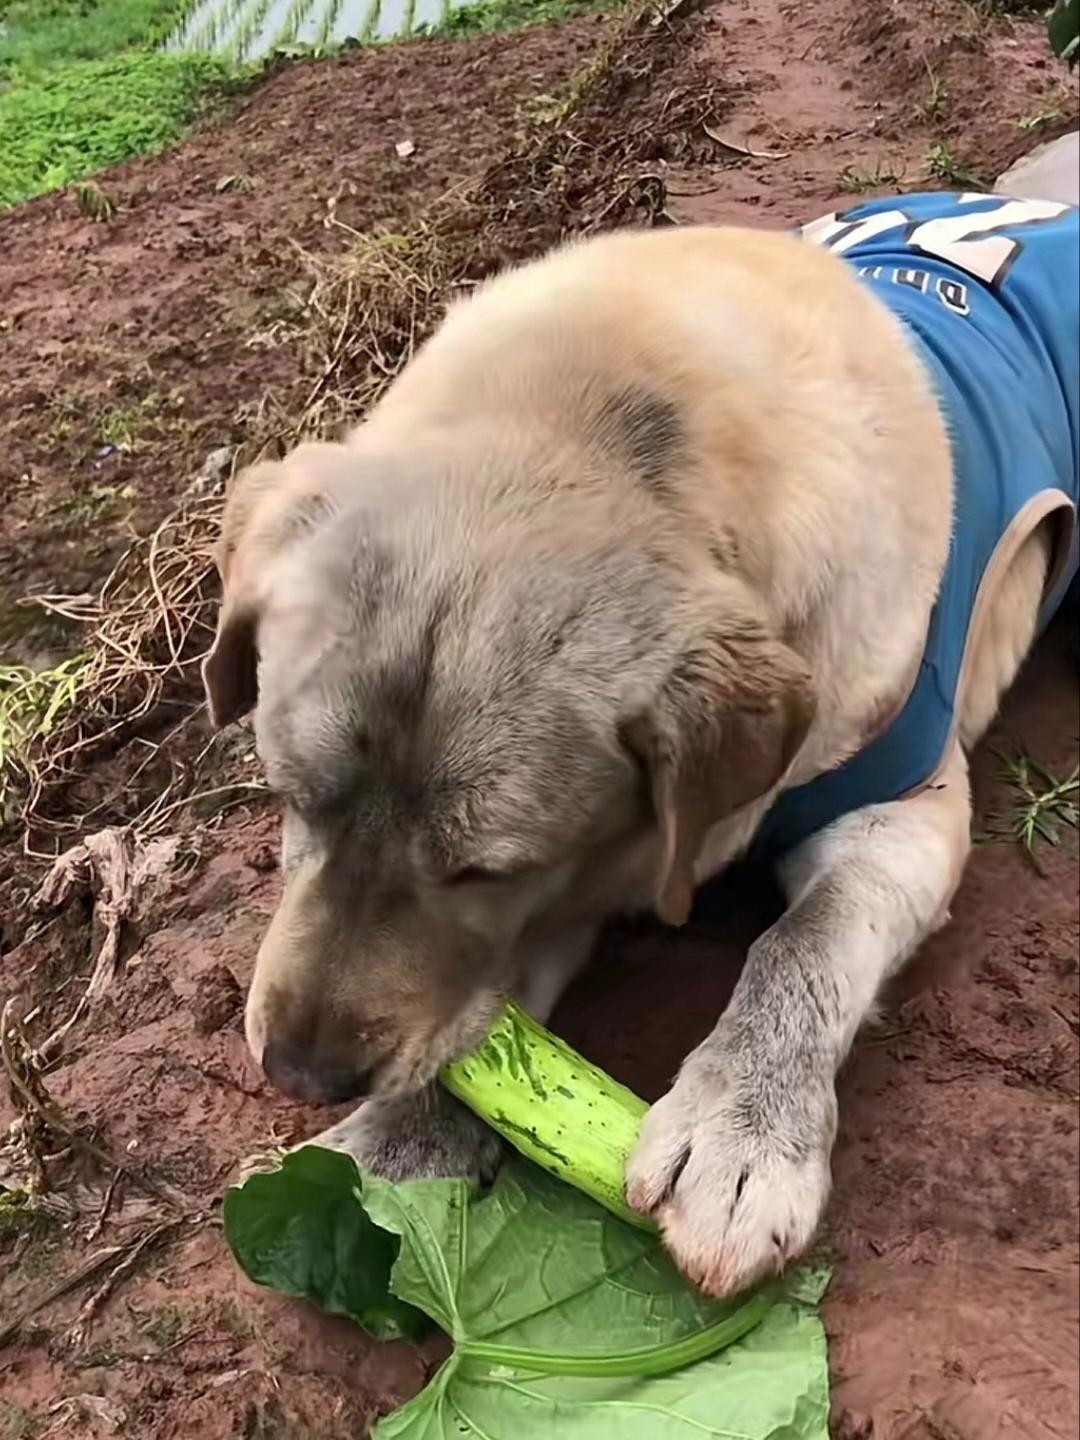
{"left": 377, "top": 1299, "right": 829, "bottom": 1439}
{"left": 223, "top": 1145, "right": 430, "bottom": 1341}
{"left": 1049, "top": 0, "right": 1079, "bottom": 62}
{"left": 362, "top": 1161, "right": 771, "bottom": 1366}
{"left": 225, "top": 1147, "right": 830, "bottom": 1438}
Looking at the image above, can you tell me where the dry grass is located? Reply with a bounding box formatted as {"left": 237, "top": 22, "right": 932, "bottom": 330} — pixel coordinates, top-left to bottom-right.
{"left": 5, "top": 469, "right": 261, "bottom": 856}
{"left": 287, "top": 0, "right": 708, "bottom": 438}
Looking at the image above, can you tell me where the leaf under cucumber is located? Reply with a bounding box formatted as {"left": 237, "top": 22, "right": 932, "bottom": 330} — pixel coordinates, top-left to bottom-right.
{"left": 224, "top": 1147, "right": 830, "bottom": 1439}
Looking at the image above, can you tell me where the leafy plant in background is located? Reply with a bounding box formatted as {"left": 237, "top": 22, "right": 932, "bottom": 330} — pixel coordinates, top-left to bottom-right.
{"left": 225, "top": 1146, "right": 831, "bottom": 1439}
{"left": 0, "top": 656, "right": 89, "bottom": 818}
{"left": 0, "top": 0, "right": 192, "bottom": 71}
{"left": 1048, "top": 0, "right": 1079, "bottom": 61}
{"left": 0, "top": 0, "right": 250, "bottom": 208}
{"left": 0, "top": 50, "right": 238, "bottom": 208}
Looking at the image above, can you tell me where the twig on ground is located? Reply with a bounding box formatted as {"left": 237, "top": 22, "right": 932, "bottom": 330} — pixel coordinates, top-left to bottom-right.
{"left": 86, "top": 1169, "right": 122, "bottom": 1244}
{"left": 67, "top": 1219, "right": 189, "bottom": 1348}
{"left": 1, "top": 998, "right": 195, "bottom": 1214}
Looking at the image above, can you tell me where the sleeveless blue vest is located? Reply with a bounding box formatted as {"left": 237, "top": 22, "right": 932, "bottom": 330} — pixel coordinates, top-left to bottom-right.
{"left": 758, "top": 192, "right": 1079, "bottom": 857}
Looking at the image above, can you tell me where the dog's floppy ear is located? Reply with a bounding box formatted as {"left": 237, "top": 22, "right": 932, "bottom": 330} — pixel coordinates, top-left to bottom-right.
{"left": 625, "top": 581, "right": 816, "bottom": 927}
{"left": 202, "top": 445, "right": 344, "bottom": 729}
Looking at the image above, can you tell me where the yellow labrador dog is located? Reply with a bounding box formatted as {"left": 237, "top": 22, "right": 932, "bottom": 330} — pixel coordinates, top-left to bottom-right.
{"left": 204, "top": 158, "right": 1078, "bottom": 1296}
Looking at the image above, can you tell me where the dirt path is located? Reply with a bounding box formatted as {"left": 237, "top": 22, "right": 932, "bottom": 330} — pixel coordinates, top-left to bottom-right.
{"left": 667, "top": 0, "right": 1077, "bottom": 229}
{"left": 1, "top": 2, "right": 1077, "bottom": 1437}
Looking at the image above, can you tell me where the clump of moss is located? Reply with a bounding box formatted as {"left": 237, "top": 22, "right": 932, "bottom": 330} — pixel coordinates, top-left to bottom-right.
{"left": 0, "top": 1188, "right": 54, "bottom": 1242}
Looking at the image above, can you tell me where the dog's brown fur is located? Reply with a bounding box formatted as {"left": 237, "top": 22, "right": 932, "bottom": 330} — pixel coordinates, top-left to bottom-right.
{"left": 203, "top": 215, "right": 1065, "bottom": 1296}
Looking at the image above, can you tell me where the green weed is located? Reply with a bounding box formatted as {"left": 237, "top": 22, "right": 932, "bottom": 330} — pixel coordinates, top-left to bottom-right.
{"left": 837, "top": 159, "right": 906, "bottom": 194}
{"left": 215, "top": 171, "right": 257, "bottom": 191}
{"left": 926, "top": 140, "right": 986, "bottom": 189}
{"left": 0, "top": 1189, "right": 53, "bottom": 1243}
{"left": 0, "top": 655, "right": 91, "bottom": 816}
{"left": 54, "top": 483, "right": 133, "bottom": 526}
{"left": 73, "top": 178, "right": 119, "bottom": 221}
{"left": 214, "top": 1296, "right": 255, "bottom": 1338}
{"left": 138, "top": 1300, "right": 188, "bottom": 1349}
{"left": 916, "top": 61, "right": 949, "bottom": 121}
{"left": 1017, "top": 103, "right": 1065, "bottom": 127}
{"left": 97, "top": 393, "right": 162, "bottom": 449}
{"left": 995, "top": 754, "right": 1079, "bottom": 871}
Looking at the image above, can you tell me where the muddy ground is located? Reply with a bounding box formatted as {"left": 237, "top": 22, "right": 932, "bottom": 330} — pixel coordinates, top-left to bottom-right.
{"left": 1, "top": 1, "right": 1077, "bottom": 1437}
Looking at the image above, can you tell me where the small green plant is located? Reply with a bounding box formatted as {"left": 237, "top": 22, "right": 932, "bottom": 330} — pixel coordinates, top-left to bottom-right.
{"left": 1017, "top": 103, "right": 1065, "bottom": 128}
{"left": 97, "top": 393, "right": 162, "bottom": 449}
{"left": 837, "top": 159, "right": 906, "bottom": 194}
{"left": 215, "top": 171, "right": 257, "bottom": 192}
{"left": 73, "top": 179, "right": 118, "bottom": 221}
{"left": 995, "top": 754, "right": 1079, "bottom": 870}
{"left": 916, "top": 60, "right": 949, "bottom": 120}
{"left": 138, "top": 1300, "right": 188, "bottom": 1350}
{"left": 0, "top": 655, "right": 91, "bottom": 815}
{"left": 55, "top": 482, "right": 133, "bottom": 524}
{"left": 214, "top": 1297, "right": 255, "bottom": 1338}
{"left": 0, "top": 1188, "right": 48, "bottom": 1242}
{"left": 926, "top": 140, "right": 985, "bottom": 189}
{"left": 0, "top": 1401, "right": 42, "bottom": 1440}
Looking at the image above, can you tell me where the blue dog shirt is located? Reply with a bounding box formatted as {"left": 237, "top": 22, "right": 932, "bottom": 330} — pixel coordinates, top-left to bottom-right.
{"left": 758, "top": 191, "right": 1079, "bottom": 857}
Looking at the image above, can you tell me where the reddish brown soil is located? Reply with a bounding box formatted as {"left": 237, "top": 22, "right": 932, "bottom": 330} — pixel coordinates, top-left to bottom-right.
{"left": 1, "top": 2, "right": 1077, "bottom": 1438}
{"left": 667, "top": 0, "right": 1078, "bottom": 230}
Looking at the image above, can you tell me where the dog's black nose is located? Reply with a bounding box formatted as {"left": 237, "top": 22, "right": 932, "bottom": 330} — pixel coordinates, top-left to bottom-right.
{"left": 262, "top": 1041, "right": 372, "bottom": 1104}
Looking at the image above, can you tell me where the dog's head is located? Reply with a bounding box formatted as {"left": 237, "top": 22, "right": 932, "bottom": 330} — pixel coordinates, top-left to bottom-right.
{"left": 203, "top": 432, "right": 814, "bottom": 1104}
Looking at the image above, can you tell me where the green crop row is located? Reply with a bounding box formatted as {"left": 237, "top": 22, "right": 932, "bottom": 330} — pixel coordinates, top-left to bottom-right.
{"left": 0, "top": 0, "right": 246, "bottom": 208}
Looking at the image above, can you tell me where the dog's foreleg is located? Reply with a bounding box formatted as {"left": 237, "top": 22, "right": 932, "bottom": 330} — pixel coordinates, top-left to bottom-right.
{"left": 626, "top": 742, "right": 972, "bottom": 1295}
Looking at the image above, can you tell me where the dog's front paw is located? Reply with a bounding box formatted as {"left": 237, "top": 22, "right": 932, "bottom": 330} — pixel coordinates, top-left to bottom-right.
{"left": 311, "top": 1087, "right": 503, "bottom": 1184}
{"left": 625, "top": 1039, "right": 835, "bottom": 1297}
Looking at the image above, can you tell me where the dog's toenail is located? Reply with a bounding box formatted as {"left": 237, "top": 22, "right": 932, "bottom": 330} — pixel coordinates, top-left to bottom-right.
{"left": 658, "top": 1144, "right": 692, "bottom": 1205}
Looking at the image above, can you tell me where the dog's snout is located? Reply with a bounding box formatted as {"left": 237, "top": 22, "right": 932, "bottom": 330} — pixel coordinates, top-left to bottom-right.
{"left": 261, "top": 1041, "right": 373, "bottom": 1105}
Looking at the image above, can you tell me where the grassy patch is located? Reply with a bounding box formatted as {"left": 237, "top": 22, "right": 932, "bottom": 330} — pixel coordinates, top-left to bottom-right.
{"left": 0, "top": 0, "right": 248, "bottom": 209}
{"left": 0, "top": 655, "right": 91, "bottom": 820}
{"left": 0, "top": 1189, "right": 52, "bottom": 1243}
{"left": 0, "top": 1402, "right": 42, "bottom": 1440}
{"left": 997, "top": 754, "right": 1079, "bottom": 869}
{"left": 1017, "top": 103, "right": 1065, "bottom": 127}
{"left": 137, "top": 1299, "right": 189, "bottom": 1349}
{"left": 0, "top": 0, "right": 190, "bottom": 72}
{"left": 926, "top": 140, "right": 986, "bottom": 189}
{"left": 915, "top": 60, "right": 949, "bottom": 121}
{"left": 0, "top": 0, "right": 621, "bottom": 208}
{"left": 837, "top": 159, "right": 906, "bottom": 194}
{"left": 0, "top": 51, "right": 238, "bottom": 208}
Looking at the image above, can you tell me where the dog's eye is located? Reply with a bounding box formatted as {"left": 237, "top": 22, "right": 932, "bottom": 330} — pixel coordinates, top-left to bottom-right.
{"left": 445, "top": 865, "right": 513, "bottom": 887}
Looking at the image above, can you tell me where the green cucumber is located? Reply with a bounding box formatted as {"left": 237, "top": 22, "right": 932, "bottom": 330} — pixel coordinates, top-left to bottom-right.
{"left": 441, "top": 1000, "right": 654, "bottom": 1231}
